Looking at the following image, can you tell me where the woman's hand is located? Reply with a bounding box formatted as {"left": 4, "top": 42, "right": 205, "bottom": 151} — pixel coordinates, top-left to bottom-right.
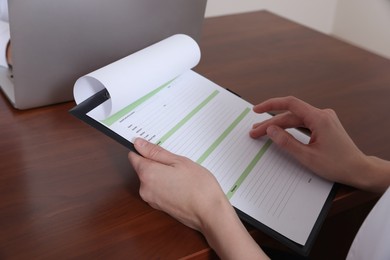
{"left": 250, "top": 96, "right": 390, "bottom": 192}
{"left": 128, "top": 138, "right": 268, "bottom": 259}
{"left": 128, "top": 138, "right": 228, "bottom": 231}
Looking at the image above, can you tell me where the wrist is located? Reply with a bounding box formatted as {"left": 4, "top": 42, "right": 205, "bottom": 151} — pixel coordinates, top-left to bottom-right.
{"left": 198, "top": 195, "right": 233, "bottom": 235}
{"left": 343, "top": 151, "right": 390, "bottom": 193}
{"left": 199, "top": 197, "right": 268, "bottom": 259}
{"left": 356, "top": 155, "right": 390, "bottom": 193}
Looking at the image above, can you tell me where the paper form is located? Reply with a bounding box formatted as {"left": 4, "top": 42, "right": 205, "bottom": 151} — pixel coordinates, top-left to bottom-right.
{"left": 73, "top": 34, "right": 200, "bottom": 120}
{"left": 89, "top": 70, "right": 332, "bottom": 245}
{"left": 73, "top": 34, "right": 334, "bottom": 246}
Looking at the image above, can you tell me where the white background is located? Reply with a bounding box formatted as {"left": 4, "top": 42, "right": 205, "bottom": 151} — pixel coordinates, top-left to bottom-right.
{"left": 205, "top": 0, "right": 390, "bottom": 59}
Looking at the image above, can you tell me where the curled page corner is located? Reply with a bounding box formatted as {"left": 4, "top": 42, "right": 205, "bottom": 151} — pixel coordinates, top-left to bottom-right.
{"left": 73, "top": 75, "right": 113, "bottom": 120}
{"left": 72, "top": 34, "right": 201, "bottom": 121}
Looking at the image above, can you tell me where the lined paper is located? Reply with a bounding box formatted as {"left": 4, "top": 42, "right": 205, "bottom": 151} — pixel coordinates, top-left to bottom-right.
{"left": 75, "top": 34, "right": 334, "bottom": 247}
{"left": 95, "top": 70, "right": 332, "bottom": 245}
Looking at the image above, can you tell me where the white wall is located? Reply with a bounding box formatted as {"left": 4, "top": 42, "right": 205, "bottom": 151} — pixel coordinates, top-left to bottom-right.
{"left": 205, "top": 0, "right": 390, "bottom": 58}
{"left": 204, "top": 0, "right": 266, "bottom": 18}
{"left": 205, "top": 0, "right": 338, "bottom": 33}
{"left": 265, "top": 0, "right": 338, "bottom": 34}
{"left": 333, "top": 0, "right": 390, "bottom": 59}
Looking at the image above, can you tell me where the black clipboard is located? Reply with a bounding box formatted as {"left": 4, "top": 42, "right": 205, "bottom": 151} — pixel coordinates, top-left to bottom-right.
{"left": 69, "top": 89, "right": 337, "bottom": 257}
{"left": 69, "top": 89, "right": 136, "bottom": 153}
{"left": 236, "top": 184, "right": 338, "bottom": 256}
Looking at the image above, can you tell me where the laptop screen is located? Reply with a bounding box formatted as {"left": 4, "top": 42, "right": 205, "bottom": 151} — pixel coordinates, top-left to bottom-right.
{"left": 3, "top": 0, "right": 207, "bottom": 109}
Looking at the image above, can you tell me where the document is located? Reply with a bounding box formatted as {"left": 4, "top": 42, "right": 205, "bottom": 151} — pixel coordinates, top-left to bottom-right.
{"left": 70, "top": 34, "right": 335, "bottom": 255}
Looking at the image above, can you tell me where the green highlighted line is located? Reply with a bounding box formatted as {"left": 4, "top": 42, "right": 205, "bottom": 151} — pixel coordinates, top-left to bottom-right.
{"left": 196, "top": 107, "right": 251, "bottom": 164}
{"left": 157, "top": 90, "right": 219, "bottom": 145}
{"left": 226, "top": 139, "right": 273, "bottom": 200}
{"left": 102, "top": 78, "right": 175, "bottom": 126}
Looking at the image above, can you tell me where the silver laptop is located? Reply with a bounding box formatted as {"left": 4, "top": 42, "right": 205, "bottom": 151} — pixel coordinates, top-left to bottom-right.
{"left": 0, "top": 0, "right": 207, "bottom": 109}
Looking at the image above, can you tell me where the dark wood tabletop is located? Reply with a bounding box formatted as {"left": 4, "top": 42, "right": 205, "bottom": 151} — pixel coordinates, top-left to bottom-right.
{"left": 1, "top": 11, "right": 390, "bottom": 259}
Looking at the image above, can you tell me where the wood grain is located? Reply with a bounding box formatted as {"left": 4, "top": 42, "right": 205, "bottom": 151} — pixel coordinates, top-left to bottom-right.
{"left": 1, "top": 11, "right": 390, "bottom": 259}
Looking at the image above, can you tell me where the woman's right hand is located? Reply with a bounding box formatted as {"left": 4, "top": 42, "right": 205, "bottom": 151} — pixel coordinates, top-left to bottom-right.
{"left": 250, "top": 96, "right": 390, "bottom": 193}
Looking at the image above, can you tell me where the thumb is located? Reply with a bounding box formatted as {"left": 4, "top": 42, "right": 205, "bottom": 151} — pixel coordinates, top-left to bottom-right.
{"left": 266, "top": 125, "right": 308, "bottom": 158}
{"left": 133, "top": 138, "right": 178, "bottom": 165}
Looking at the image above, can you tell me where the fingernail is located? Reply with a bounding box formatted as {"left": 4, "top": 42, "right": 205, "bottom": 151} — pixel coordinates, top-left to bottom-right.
{"left": 134, "top": 138, "right": 147, "bottom": 147}
{"left": 266, "top": 126, "right": 278, "bottom": 138}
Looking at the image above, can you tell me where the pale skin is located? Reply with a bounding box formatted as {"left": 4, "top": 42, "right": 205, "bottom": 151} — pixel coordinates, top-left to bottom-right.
{"left": 128, "top": 96, "right": 390, "bottom": 259}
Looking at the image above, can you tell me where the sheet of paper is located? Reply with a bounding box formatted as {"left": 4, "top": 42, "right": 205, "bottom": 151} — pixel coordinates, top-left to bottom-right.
{"left": 73, "top": 34, "right": 200, "bottom": 120}
{"left": 88, "top": 70, "right": 333, "bottom": 245}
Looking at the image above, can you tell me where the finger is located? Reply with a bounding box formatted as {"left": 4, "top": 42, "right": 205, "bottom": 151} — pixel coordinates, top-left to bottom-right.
{"left": 128, "top": 150, "right": 170, "bottom": 187}
{"left": 133, "top": 138, "right": 179, "bottom": 165}
{"left": 266, "top": 125, "right": 311, "bottom": 165}
{"left": 128, "top": 151, "right": 150, "bottom": 176}
{"left": 250, "top": 112, "right": 303, "bottom": 138}
{"left": 128, "top": 151, "right": 160, "bottom": 206}
{"left": 253, "top": 96, "right": 317, "bottom": 122}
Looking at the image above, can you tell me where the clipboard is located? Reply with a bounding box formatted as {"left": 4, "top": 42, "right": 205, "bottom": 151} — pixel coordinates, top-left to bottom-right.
{"left": 69, "top": 89, "right": 136, "bottom": 153}
{"left": 69, "top": 87, "right": 338, "bottom": 256}
{"left": 69, "top": 34, "right": 337, "bottom": 257}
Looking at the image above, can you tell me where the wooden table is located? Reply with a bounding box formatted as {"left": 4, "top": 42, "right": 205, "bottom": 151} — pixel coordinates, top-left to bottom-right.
{"left": 1, "top": 11, "right": 390, "bottom": 259}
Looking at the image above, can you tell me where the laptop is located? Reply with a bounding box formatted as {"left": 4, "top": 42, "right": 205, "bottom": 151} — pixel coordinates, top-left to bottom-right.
{"left": 0, "top": 0, "right": 207, "bottom": 109}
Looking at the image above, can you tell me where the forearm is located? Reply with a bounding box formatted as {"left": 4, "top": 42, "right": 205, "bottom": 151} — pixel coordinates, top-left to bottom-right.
{"left": 352, "top": 155, "right": 390, "bottom": 193}
{"left": 200, "top": 200, "right": 269, "bottom": 260}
